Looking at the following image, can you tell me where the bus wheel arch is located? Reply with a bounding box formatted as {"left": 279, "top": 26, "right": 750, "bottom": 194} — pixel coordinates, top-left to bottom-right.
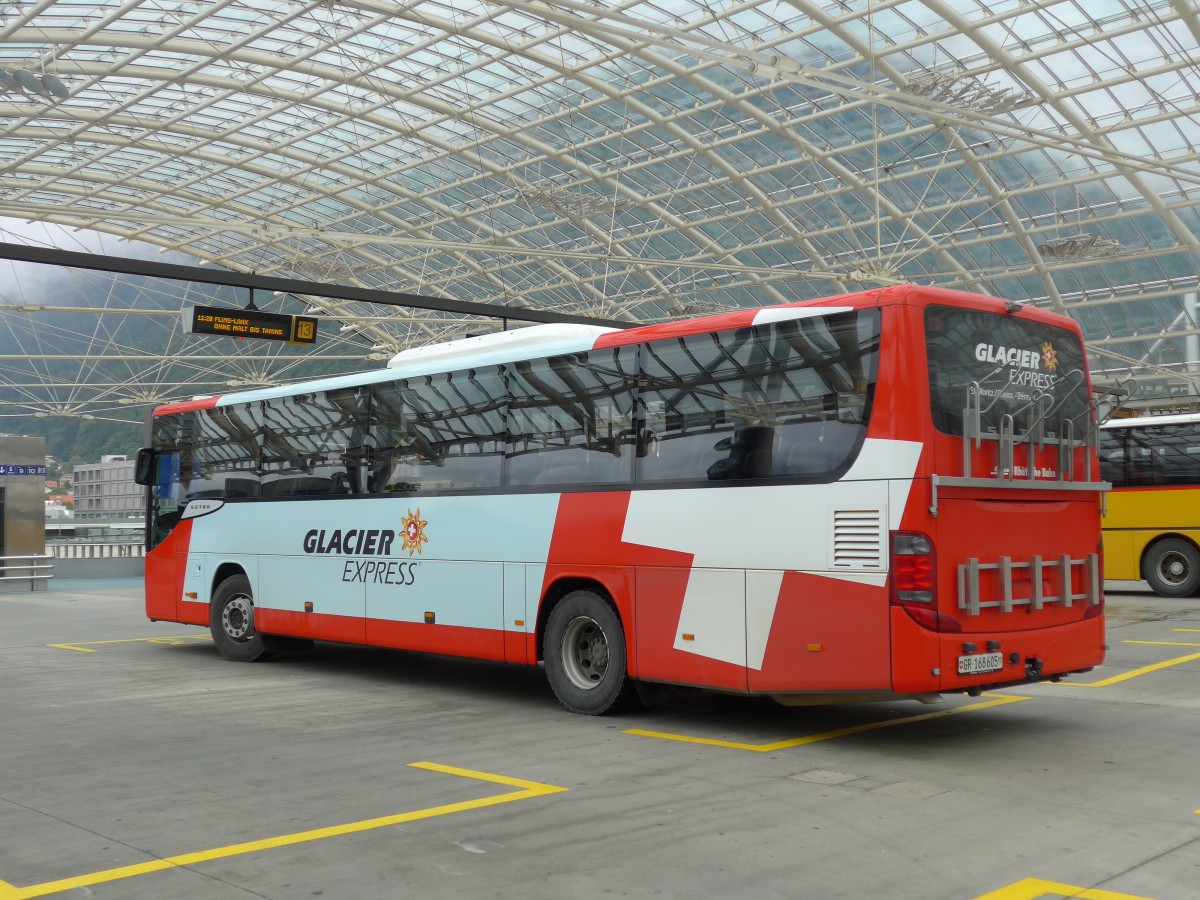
{"left": 211, "top": 562, "right": 246, "bottom": 600}
{"left": 1141, "top": 536, "right": 1200, "bottom": 598}
{"left": 540, "top": 581, "right": 638, "bottom": 715}
{"left": 209, "top": 571, "right": 273, "bottom": 662}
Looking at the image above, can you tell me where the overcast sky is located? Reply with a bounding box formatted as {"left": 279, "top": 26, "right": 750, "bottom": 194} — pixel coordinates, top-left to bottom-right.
{"left": 0, "top": 219, "right": 202, "bottom": 307}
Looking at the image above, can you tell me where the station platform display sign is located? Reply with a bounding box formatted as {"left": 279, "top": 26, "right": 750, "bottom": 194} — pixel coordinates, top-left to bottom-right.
{"left": 183, "top": 305, "right": 318, "bottom": 345}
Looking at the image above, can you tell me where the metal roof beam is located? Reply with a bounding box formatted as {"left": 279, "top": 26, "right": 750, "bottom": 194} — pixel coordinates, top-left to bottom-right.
{"left": 0, "top": 241, "right": 633, "bottom": 329}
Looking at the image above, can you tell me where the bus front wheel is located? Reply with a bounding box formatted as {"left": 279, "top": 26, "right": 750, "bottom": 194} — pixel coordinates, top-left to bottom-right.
{"left": 1142, "top": 538, "right": 1200, "bottom": 598}
{"left": 210, "top": 575, "right": 272, "bottom": 662}
{"left": 544, "top": 590, "right": 637, "bottom": 715}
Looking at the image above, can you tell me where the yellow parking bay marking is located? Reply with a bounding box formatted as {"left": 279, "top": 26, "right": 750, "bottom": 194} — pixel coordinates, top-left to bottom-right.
{"left": 1067, "top": 642, "right": 1200, "bottom": 688}
{"left": 625, "top": 693, "right": 1028, "bottom": 751}
{"left": 0, "top": 763, "right": 566, "bottom": 900}
{"left": 973, "top": 876, "right": 1157, "bottom": 899}
{"left": 48, "top": 635, "right": 211, "bottom": 653}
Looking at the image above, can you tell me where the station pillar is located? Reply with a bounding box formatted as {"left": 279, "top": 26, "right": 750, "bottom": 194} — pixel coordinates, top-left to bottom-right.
{"left": 0, "top": 435, "right": 48, "bottom": 592}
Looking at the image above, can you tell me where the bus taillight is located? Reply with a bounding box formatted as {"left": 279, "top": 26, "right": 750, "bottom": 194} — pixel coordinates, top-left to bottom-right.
{"left": 890, "top": 531, "right": 961, "bottom": 632}
{"left": 892, "top": 532, "right": 934, "bottom": 603}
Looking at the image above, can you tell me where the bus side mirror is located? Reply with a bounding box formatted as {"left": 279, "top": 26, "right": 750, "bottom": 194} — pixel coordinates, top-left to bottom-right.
{"left": 134, "top": 447, "right": 155, "bottom": 486}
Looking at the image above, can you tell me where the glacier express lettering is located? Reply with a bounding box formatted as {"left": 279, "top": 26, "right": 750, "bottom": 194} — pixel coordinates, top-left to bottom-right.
{"left": 302, "top": 528, "right": 417, "bottom": 586}
{"left": 342, "top": 559, "right": 417, "bottom": 585}
{"left": 974, "top": 343, "right": 1041, "bottom": 369}
{"left": 303, "top": 528, "right": 397, "bottom": 556}
{"left": 1008, "top": 369, "right": 1057, "bottom": 389}
{"left": 974, "top": 342, "right": 1059, "bottom": 390}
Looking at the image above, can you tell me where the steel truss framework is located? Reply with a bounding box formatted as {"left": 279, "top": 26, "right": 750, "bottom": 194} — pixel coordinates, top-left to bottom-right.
{"left": 0, "top": 0, "right": 1198, "bottom": 422}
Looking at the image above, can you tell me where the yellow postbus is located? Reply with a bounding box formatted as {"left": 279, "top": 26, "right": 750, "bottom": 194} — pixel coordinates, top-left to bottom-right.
{"left": 1099, "top": 413, "right": 1200, "bottom": 596}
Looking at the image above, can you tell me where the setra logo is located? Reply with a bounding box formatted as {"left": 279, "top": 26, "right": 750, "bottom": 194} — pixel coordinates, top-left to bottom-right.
{"left": 400, "top": 508, "right": 429, "bottom": 556}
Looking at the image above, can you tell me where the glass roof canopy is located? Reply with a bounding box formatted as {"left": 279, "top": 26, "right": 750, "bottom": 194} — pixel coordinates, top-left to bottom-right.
{"left": 0, "top": 0, "right": 1198, "bottom": 421}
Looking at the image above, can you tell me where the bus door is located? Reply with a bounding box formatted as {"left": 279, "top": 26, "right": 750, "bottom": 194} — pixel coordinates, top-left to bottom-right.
{"left": 143, "top": 427, "right": 188, "bottom": 622}
{"left": 257, "top": 522, "right": 367, "bottom": 645}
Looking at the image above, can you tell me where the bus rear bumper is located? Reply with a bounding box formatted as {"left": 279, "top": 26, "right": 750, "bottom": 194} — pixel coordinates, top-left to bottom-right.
{"left": 891, "top": 608, "right": 1105, "bottom": 695}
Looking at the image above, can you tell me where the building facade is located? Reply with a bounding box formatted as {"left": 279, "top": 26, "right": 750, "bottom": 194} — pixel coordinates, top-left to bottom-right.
{"left": 73, "top": 455, "right": 141, "bottom": 521}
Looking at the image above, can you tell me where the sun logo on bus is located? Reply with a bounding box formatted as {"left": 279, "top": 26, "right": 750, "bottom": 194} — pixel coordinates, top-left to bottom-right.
{"left": 1041, "top": 341, "right": 1059, "bottom": 372}
{"left": 400, "top": 508, "right": 428, "bottom": 556}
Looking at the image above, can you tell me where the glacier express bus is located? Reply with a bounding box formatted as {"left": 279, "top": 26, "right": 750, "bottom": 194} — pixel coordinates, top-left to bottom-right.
{"left": 1099, "top": 413, "right": 1200, "bottom": 597}
{"left": 136, "top": 285, "right": 1107, "bottom": 714}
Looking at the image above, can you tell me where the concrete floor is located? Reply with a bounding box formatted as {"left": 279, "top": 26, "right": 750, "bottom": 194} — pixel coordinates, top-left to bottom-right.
{"left": 1, "top": 579, "right": 1197, "bottom": 900}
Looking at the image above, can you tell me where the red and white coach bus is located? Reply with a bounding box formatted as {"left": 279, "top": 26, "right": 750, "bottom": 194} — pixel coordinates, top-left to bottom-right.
{"left": 136, "top": 285, "right": 1107, "bottom": 714}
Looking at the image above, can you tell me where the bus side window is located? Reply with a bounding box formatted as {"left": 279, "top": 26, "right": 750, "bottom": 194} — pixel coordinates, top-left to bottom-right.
{"left": 1102, "top": 423, "right": 1200, "bottom": 488}
{"left": 636, "top": 334, "right": 738, "bottom": 482}
{"left": 637, "top": 313, "right": 878, "bottom": 483}
{"left": 1153, "top": 424, "right": 1200, "bottom": 485}
{"left": 187, "top": 406, "right": 262, "bottom": 499}
{"left": 370, "top": 368, "right": 505, "bottom": 493}
{"left": 1099, "top": 449, "right": 1125, "bottom": 486}
{"left": 706, "top": 426, "right": 775, "bottom": 480}
{"left": 258, "top": 389, "right": 370, "bottom": 497}
{"left": 1098, "top": 429, "right": 1126, "bottom": 487}
{"left": 774, "top": 420, "right": 864, "bottom": 477}
{"left": 505, "top": 347, "right": 636, "bottom": 487}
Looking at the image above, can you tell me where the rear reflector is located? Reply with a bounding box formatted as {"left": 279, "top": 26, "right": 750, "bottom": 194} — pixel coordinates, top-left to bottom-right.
{"left": 1085, "top": 535, "right": 1105, "bottom": 619}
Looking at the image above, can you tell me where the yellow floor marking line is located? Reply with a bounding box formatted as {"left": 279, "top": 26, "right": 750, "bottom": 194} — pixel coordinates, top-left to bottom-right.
{"left": 48, "top": 635, "right": 211, "bottom": 653}
{"left": 973, "top": 876, "right": 1157, "bottom": 899}
{"left": 625, "top": 693, "right": 1029, "bottom": 751}
{"left": 1067, "top": 643, "right": 1200, "bottom": 688}
{"left": 0, "top": 762, "right": 565, "bottom": 900}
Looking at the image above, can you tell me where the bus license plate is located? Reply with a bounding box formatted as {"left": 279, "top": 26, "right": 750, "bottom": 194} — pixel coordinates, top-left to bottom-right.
{"left": 957, "top": 652, "right": 1004, "bottom": 675}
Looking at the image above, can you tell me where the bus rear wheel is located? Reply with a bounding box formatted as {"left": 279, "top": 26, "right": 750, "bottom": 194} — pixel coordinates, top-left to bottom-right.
{"left": 1142, "top": 538, "right": 1200, "bottom": 598}
{"left": 544, "top": 590, "right": 637, "bottom": 715}
{"left": 210, "top": 574, "right": 272, "bottom": 662}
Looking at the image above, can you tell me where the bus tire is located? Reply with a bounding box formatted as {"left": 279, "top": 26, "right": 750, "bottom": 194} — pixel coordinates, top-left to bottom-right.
{"left": 1142, "top": 538, "right": 1200, "bottom": 598}
{"left": 209, "top": 575, "right": 272, "bottom": 662}
{"left": 544, "top": 590, "right": 637, "bottom": 715}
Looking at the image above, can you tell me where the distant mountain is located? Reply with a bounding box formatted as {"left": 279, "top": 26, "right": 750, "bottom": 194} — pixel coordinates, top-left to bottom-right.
{"left": 0, "top": 266, "right": 369, "bottom": 465}
{"left": 2, "top": 416, "right": 140, "bottom": 470}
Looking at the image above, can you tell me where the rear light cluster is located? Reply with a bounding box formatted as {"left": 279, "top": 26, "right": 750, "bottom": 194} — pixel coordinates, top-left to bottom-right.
{"left": 890, "top": 530, "right": 961, "bottom": 633}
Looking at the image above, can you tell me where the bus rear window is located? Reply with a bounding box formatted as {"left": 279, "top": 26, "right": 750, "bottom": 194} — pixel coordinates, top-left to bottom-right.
{"left": 925, "top": 305, "right": 1089, "bottom": 438}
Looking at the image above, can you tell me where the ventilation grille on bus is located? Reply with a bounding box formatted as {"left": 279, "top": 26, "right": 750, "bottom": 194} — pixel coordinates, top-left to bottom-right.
{"left": 831, "top": 509, "right": 884, "bottom": 569}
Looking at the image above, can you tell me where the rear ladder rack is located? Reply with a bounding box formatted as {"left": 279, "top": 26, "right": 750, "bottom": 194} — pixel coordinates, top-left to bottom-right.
{"left": 930, "top": 382, "right": 1110, "bottom": 516}
{"left": 958, "top": 553, "right": 1102, "bottom": 616}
